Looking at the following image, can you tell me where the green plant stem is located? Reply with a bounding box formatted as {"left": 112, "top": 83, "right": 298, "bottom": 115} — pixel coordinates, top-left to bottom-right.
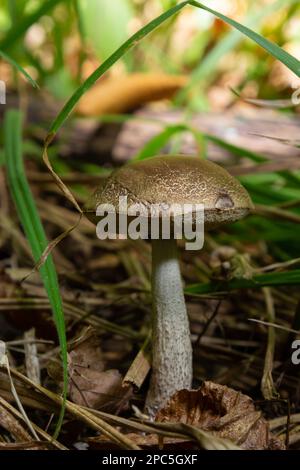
{"left": 4, "top": 109, "right": 68, "bottom": 439}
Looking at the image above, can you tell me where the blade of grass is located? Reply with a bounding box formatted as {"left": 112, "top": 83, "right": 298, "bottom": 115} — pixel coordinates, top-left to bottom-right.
{"left": 186, "top": 269, "right": 300, "bottom": 296}
{"left": 178, "top": 0, "right": 300, "bottom": 103}
{"left": 47, "top": 1, "right": 189, "bottom": 135}
{"left": 133, "top": 123, "right": 267, "bottom": 163}
{"left": 188, "top": 1, "right": 300, "bottom": 78}
{"left": 47, "top": 1, "right": 300, "bottom": 138}
{"left": 73, "top": 0, "right": 88, "bottom": 82}
{"left": 0, "top": 50, "right": 38, "bottom": 88}
{"left": 41, "top": 1, "right": 189, "bottom": 218}
{"left": 134, "top": 124, "right": 187, "bottom": 160}
{"left": 8, "top": 368, "right": 141, "bottom": 450}
{"left": 44, "top": 0, "right": 300, "bottom": 209}
{"left": 261, "top": 288, "right": 278, "bottom": 400}
{"left": 247, "top": 133, "right": 300, "bottom": 149}
{"left": 41, "top": 0, "right": 300, "bottom": 261}
{"left": 230, "top": 88, "right": 297, "bottom": 109}
{"left": 92, "top": 113, "right": 268, "bottom": 164}
{"left": 133, "top": 123, "right": 205, "bottom": 160}
{"left": 4, "top": 109, "right": 67, "bottom": 439}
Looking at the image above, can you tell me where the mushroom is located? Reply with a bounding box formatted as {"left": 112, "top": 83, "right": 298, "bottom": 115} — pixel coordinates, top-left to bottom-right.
{"left": 84, "top": 155, "right": 253, "bottom": 416}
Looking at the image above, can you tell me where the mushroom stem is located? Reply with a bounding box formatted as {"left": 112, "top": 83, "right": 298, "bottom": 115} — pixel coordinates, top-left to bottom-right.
{"left": 145, "top": 238, "right": 193, "bottom": 416}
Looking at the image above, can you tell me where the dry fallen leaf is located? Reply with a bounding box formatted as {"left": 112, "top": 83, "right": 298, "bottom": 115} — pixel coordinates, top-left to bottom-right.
{"left": 155, "top": 381, "right": 285, "bottom": 450}
{"left": 76, "top": 73, "right": 187, "bottom": 116}
{"left": 48, "top": 327, "right": 130, "bottom": 411}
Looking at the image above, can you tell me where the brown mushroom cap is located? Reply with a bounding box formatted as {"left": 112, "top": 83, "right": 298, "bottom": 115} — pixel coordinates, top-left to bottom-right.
{"left": 84, "top": 155, "right": 254, "bottom": 229}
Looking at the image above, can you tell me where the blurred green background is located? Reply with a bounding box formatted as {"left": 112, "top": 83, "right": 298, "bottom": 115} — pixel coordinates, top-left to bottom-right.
{"left": 0, "top": 0, "right": 299, "bottom": 108}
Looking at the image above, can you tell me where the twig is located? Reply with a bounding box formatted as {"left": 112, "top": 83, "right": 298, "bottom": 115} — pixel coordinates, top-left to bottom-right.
{"left": 261, "top": 288, "right": 278, "bottom": 400}
{"left": 6, "top": 367, "right": 141, "bottom": 450}
{"left": 123, "top": 333, "right": 151, "bottom": 390}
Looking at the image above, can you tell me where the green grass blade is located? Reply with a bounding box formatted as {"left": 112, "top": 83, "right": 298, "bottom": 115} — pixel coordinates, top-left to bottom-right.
{"left": 133, "top": 123, "right": 267, "bottom": 163}
{"left": 0, "top": 0, "right": 69, "bottom": 51}
{"left": 189, "top": 1, "right": 300, "bottom": 77}
{"left": 186, "top": 270, "right": 300, "bottom": 295}
{"left": 133, "top": 124, "right": 204, "bottom": 160}
{"left": 48, "top": 0, "right": 300, "bottom": 137}
{"left": 4, "top": 109, "right": 68, "bottom": 439}
{"left": 0, "top": 50, "right": 38, "bottom": 88}
{"left": 48, "top": 1, "right": 189, "bottom": 135}
{"left": 134, "top": 125, "right": 185, "bottom": 160}
{"left": 178, "top": 0, "right": 300, "bottom": 102}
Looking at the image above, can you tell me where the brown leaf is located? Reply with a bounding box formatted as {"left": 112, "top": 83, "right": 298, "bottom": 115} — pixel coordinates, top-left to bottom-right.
{"left": 69, "top": 367, "right": 123, "bottom": 410}
{"left": 76, "top": 73, "right": 187, "bottom": 116}
{"left": 156, "top": 381, "right": 285, "bottom": 450}
{"left": 48, "top": 327, "right": 130, "bottom": 411}
{"left": 68, "top": 327, "right": 105, "bottom": 375}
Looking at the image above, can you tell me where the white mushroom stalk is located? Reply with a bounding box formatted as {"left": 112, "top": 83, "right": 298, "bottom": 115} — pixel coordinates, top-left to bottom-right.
{"left": 145, "top": 238, "right": 193, "bottom": 416}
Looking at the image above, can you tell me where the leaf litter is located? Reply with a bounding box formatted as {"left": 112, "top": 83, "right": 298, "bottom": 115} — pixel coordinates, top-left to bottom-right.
{"left": 48, "top": 327, "right": 131, "bottom": 411}
{"left": 156, "top": 382, "right": 285, "bottom": 450}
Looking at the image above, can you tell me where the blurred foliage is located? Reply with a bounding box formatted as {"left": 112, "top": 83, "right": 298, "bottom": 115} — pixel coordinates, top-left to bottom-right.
{"left": 0, "top": 0, "right": 299, "bottom": 105}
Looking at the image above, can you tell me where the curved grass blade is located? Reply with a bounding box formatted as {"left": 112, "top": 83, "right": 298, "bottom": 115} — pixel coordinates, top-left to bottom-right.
{"left": 230, "top": 87, "right": 298, "bottom": 109}
{"left": 0, "top": 0, "right": 69, "bottom": 51}
{"left": 43, "top": 0, "right": 300, "bottom": 225}
{"left": 0, "top": 50, "right": 38, "bottom": 88}
{"left": 178, "top": 0, "right": 300, "bottom": 102}
{"left": 133, "top": 123, "right": 267, "bottom": 163}
{"left": 188, "top": 1, "right": 300, "bottom": 77}
{"left": 133, "top": 123, "right": 205, "bottom": 160}
{"left": 4, "top": 109, "right": 67, "bottom": 439}
{"left": 186, "top": 269, "right": 300, "bottom": 296}
{"left": 48, "top": 0, "right": 300, "bottom": 138}
{"left": 48, "top": 1, "right": 189, "bottom": 135}
{"left": 246, "top": 133, "right": 300, "bottom": 149}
